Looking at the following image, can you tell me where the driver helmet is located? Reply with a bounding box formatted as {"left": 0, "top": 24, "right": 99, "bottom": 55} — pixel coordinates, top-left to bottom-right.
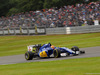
{"left": 51, "top": 45, "right": 55, "bottom": 49}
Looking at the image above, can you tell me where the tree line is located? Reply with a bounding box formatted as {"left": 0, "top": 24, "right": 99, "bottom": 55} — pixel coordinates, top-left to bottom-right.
{"left": 0, "top": 0, "right": 98, "bottom": 17}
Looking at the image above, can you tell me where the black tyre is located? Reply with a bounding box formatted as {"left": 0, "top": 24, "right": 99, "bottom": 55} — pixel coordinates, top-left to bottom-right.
{"left": 53, "top": 49, "right": 61, "bottom": 58}
{"left": 25, "top": 51, "right": 34, "bottom": 60}
{"left": 71, "top": 46, "right": 79, "bottom": 55}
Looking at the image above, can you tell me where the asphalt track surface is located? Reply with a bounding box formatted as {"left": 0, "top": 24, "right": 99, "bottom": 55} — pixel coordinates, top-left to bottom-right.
{"left": 0, "top": 46, "right": 100, "bottom": 65}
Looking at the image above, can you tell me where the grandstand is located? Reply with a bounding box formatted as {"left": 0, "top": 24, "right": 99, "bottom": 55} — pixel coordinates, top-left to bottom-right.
{"left": 0, "top": 1, "right": 100, "bottom": 28}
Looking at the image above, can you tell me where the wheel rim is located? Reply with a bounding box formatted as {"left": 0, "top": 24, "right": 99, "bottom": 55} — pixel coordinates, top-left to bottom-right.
{"left": 25, "top": 53, "right": 29, "bottom": 59}
{"left": 25, "top": 55, "right": 28, "bottom": 59}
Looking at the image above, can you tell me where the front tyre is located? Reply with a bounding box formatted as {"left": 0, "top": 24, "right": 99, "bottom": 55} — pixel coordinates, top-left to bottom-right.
{"left": 25, "top": 51, "right": 34, "bottom": 60}
{"left": 71, "top": 46, "right": 80, "bottom": 55}
{"left": 53, "top": 49, "right": 61, "bottom": 58}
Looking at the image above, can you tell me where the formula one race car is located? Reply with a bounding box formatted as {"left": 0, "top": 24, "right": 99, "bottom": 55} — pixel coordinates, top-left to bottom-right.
{"left": 25, "top": 43, "right": 85, "bottom": 60}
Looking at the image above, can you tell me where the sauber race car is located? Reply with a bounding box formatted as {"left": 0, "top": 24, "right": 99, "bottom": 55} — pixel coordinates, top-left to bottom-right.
{"left": 25, "top": 43, "right": 85, "bottom": 60}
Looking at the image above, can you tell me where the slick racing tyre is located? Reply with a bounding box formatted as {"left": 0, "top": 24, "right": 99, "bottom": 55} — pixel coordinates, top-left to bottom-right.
{"left": 25, "top": 51, "right": 34, "bottom": 60}
{"left": 71, "top": 46, "right": 80, "bottom": 55}
{"left": 53, "top": 49, "right": 61, "bottom": 58}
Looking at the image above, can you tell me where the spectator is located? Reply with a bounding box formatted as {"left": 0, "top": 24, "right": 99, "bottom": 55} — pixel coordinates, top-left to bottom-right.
{"left": 0, "top": 1, "right": 100, "bottom": 28}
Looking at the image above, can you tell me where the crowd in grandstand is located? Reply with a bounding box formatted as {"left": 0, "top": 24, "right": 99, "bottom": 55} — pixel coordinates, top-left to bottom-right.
{"left": 0, "top": 1, "right": 100, "bottom": 28}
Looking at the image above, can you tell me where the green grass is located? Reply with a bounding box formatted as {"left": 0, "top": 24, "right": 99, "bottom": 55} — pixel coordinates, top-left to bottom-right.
{"left": 0, "top": 33, "right": 100, "bottom": 57}
{"left": 0, "top": 33, "right": 100, "bottom": 75}
{"left": 0, "top": 57, "right": 100, "bottom": 75}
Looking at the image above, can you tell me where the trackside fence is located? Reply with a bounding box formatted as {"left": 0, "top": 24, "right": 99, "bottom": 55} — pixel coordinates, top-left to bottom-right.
{"left": 0, "top": 25, "right": 100, "bottom": 35}
{"left": 46, "top": 25, "right": 100, "bottom": 35}
{"left": 0, "top": 26, "right": 46, "bottom": 35}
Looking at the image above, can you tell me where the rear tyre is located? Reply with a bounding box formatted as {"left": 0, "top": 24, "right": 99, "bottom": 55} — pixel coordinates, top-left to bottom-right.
{"left": 53, "top": 49, "right": 61, "bottom": 58}
{"left": 71, "top": 46, "right": 79, "bottom": 55}
{"left": 25, "top": 51, "right": 34, "bottom": 60}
